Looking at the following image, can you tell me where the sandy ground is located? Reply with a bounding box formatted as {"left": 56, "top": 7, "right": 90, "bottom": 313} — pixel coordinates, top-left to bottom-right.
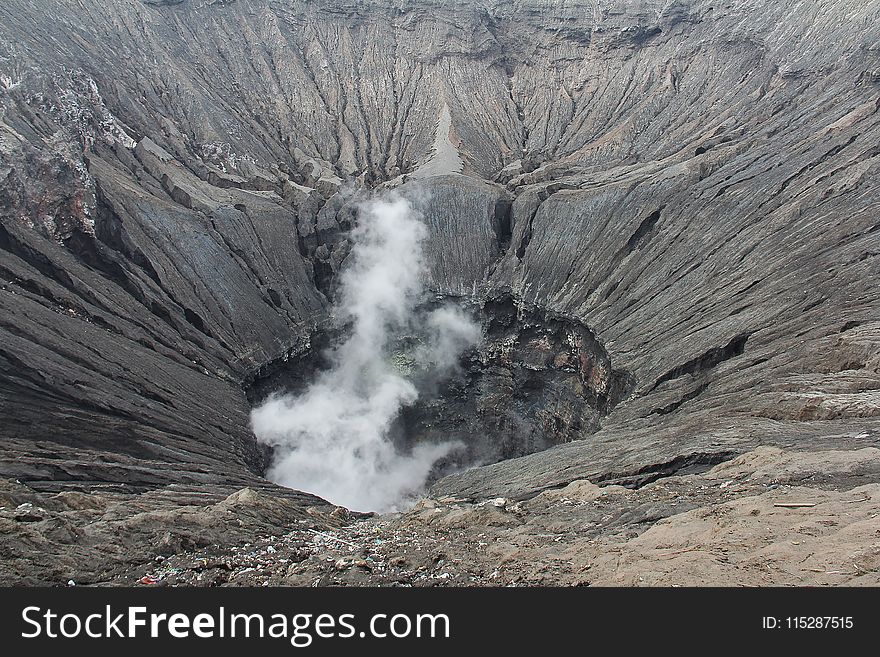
{"left": 3, "top": 445, "right": 867, "bottom": 587}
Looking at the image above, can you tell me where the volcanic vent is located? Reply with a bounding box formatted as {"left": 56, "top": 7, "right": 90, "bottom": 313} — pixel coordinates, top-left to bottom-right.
{"left": 246, "top": 191, "right": 633, "bottom": 512}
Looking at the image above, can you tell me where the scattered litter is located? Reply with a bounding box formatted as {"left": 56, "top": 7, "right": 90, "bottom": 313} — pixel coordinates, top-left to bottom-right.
{"left": 308, "top": 529, "right": 360, "bottom": 549}
{"left": 773, "top": 502, "right": 816, "bottom": 508}
{"left": 13, "top": 503, "right": 45, "bottom": 523}
{"left": 139, "top": 575, "right": 159, "bottom": 585}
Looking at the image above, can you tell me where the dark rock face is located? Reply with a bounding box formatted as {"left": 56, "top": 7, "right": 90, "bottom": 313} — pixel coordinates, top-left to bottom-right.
{"left": 401, "top": 293, "right": 635, "bottom": 470}
{"left": 251, "top": 292, "right": 635, "bottom": 479}
{"left": 0, "top": 0, "right": 879, "bottom": 585}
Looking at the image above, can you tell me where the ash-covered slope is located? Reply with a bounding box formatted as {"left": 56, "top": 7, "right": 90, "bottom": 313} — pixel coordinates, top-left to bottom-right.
{"left": 1, "top": 0, "right": 879, "bottom": 506}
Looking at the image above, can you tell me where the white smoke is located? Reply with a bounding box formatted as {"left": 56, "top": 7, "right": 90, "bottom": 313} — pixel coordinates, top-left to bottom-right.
{"left": 415, "top": 305, "right": 482, "bottom": 375}
{"left": 251, "top": 192, "right": 480, "bottom": 512}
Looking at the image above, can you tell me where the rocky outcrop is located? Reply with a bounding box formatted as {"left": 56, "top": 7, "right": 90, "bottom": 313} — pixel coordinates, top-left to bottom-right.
{"left": 0, "top": 0, "right": 879, "bottom": 584}
{"left": 0, "top": 477, "right": 342, "bottom": 586}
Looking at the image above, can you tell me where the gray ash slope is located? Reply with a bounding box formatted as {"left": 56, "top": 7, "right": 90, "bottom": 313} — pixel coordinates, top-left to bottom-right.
{"left": 1, "top": 0, "right": 880, "bottom": 581}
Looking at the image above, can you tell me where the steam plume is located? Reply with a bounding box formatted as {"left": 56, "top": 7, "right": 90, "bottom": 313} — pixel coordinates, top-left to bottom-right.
{"left": 251, "top": 192, "right": 480, "bottom": 512}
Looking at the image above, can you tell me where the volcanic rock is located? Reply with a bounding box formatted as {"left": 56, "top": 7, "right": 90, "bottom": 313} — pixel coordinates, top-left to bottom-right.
{"left": 0, "top": 0, "right": 878, "bottom": 585}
